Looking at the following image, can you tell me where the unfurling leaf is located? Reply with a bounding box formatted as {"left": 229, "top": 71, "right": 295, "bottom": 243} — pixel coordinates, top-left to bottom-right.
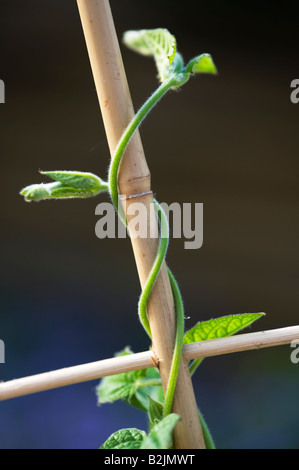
{"left": 20, "top": 183, "right": 52, "bottom": 202}
{"left": 185, "top": 53, "right": 218, "bottom": 75}
{"left": 97, "top": 347, "right": 163, "bottom": 412}
{"left": 97, "top": 350, "right": 146, "bottom": 407}
{"left": 20, "top": 170, "right": 108, "bottom": 202}
{"left": 100, "top": 428, "right": 146, "bottom": 450}
{"left": 148, "top": 395, "right": 164, "bottom": 426}
{"left": 123, "top": 28, "right": 217, "bottom": 89}
{"left": 123, "top": 28, "right": 177, "bottom": 82}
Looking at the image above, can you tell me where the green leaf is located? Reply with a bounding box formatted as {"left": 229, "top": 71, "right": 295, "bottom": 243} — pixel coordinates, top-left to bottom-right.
{"left": 100, "top": 415, "right": 180, "bottom": 450}
{"left": 20, "top": 183, "right": 53, "bottom": 202}
{"left": 184, "top": 313, "right": 265, "bottom": 344}
{"left": 97, "top": 347, "right": 163, "bottom": 412}
{"left": 141, "top": 414, "right": 180, "bottom": 449}
{"left": 49, "top": 183, "right": 98, "bottom": 198}
{"left": 129, "top": 371, "right": 164, "bottom": 412}
{"left": 20, "top": 182, "right": 97, "bottom": 201}
{"left": 148, "top": 395, "right": 164, "bottom": 426}
{"left": 97, "top": 348, "right": 146, "bottom": 406}
{"left": 40, "top": 170, "right": 104, "bottom": 191}
{"left": 185, "top": 53, "right": 217, "bottom": 75}
{"left": 123, "top": 28, "right": 177, "bottom": 82}
{"left": 20, "top": 170, "right": 108, "bottom": 202}
{"left": 100, "top": 428, "right": 146, "bottom": 450}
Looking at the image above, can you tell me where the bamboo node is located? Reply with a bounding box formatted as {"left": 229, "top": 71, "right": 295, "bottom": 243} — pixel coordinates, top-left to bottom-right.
{"left": 119, "top": 190, "right": 153, "bottom": 200}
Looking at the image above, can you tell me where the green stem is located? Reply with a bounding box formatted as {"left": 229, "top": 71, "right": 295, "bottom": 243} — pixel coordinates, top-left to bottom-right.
{"left": 138, "top": 200, "right": 185, "bottom": 417}
{"left": 162, "top": 267, "right": 185, "bottom": 418}
{"left": 108, "top": 73, "right": 187, "bottom": 421}
{"left": 189, "top": 358, "right": 204, "bottom": 376}
{"left": 138, "top": 200, "right": 169, "bottom": 338}
{"left": 198, "top": 408, "right": 216, "bottom": 449}
{"left": 137, "top": 379, "right": 162, "bottom": 389}
{"left": 108, "top": 75, "right": 177, "bottom": 213}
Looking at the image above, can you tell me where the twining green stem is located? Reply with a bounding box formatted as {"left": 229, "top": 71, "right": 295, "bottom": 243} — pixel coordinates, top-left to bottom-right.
{"left": 108, "top": 75, "right": 177, "bottom": 213}
{"left": 108, "top": 74, "right": 188, "bottom": 418}
{"left": 163, "top": 267, "right": 185, "bottom": 418}
{"left": 138, "top": 200, "right": 169, "bottom": 338}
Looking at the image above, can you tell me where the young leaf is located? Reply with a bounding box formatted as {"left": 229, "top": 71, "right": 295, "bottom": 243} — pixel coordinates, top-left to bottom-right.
{"left": 97, "top": 347, "right": 163, "bottom": 412}
{"left": 49, "top": 183, "right": 99, "bottom": 199}
{"left": 100, "top": 428, "right": 146, "bottom": 450}
{"left": 20, "top": 183, "right": 53, "bottom": 202}
{"left": 129, "top": 367, "right": 164, "bottom": 412}
{"left": 185, "top": 53, "right": 217, "bottom": 75}
{"left": 40, "top": 170, "right": 104, "bottom": 191}
{"left": 141, "top": 414, "right": 180, "bottom": 449}
{"left": 20, "top": 182, "right": 99, "bottom": 202}
{"left": 184, "top": 313, "right": 265, "bottom": 344}
{"left": 97, "top": 348, "right": 146, "bottom": 407}
{"left": 148, "top": 395, "right": 164, "bottom": 426}
{"left": 97, "top": 370, "right": 142, "bottom": 405}
{"left": 123, "top": 28, "right": 177, "bottom": 82}
{"left": 100, "top": 414, "right": 180, "bottom": 450}
{"left": 20, "top": 170, "right": 108, "bottom": 202}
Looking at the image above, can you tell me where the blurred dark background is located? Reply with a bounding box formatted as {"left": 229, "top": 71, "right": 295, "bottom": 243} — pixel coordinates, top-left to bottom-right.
{"left": 0, "top": 0, "right": 298, "bottom": 449}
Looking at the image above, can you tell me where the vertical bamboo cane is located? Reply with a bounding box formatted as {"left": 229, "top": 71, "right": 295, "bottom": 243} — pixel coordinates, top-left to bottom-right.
{"left": 76, "top": 0, "right": 205, "bottom": 449}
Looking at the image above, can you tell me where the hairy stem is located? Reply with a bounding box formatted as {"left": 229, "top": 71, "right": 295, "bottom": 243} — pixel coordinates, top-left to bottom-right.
{"left": 137, "top": 379, "right": 162, "bottom": 389}
{"left": 108, "top": 75, "right": 187, "bottom": 419}
{"left": 108, "top": 75, "right": 177, "bottom": 212}
{"left": 198, "top": 409, "right": 216, "bottom": 449}
{"left": 162, "top": 267, "right": 185, "bottom": 418}
{"left": 138, "top": 200, "right": 170, "bottom": 338}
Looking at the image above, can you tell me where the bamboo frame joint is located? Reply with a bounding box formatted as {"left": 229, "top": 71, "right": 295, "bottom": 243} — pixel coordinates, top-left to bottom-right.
{"left": 150, "top": 348, "right": 160, "bottom": 369}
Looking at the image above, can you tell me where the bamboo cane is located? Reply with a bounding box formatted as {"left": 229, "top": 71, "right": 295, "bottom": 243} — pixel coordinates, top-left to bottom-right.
{"left": 0, "top": 325, "right": 298, "bottom": 402}
{"left": 76, "top": 0, "right": 205, "bottom": 448}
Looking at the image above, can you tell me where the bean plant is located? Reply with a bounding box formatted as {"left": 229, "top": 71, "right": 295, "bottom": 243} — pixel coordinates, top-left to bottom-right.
{"left": 20, "top": 29, "right": 264, "bottom": 449}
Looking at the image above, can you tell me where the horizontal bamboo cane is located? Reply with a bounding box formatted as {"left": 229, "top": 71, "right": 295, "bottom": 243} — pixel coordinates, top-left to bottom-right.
{"left": 0, "top": 325, "right": 298, "bottom": 401}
